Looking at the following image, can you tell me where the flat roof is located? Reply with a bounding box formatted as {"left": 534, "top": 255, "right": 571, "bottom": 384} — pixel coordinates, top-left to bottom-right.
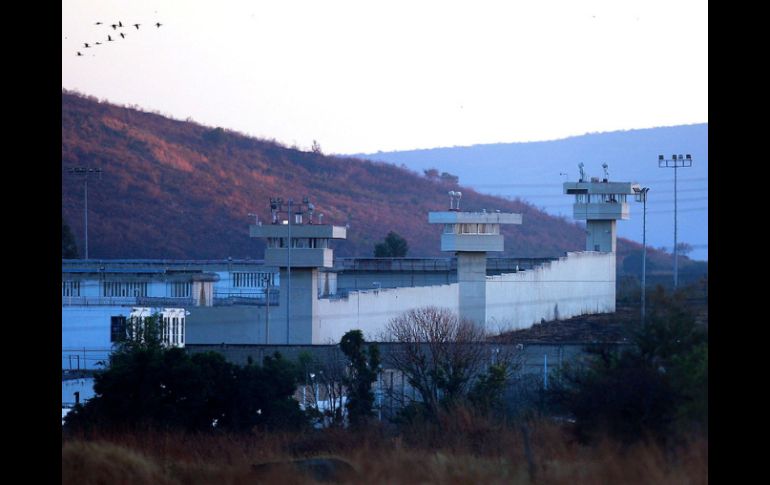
{"left": 428, "top": 211, "right": 522, "bottom": 224}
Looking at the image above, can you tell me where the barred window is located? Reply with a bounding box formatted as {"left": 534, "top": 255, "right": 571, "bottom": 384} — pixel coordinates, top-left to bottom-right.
{"left": 168, "top": 281, "right": 191, "bottom": 298}
{"left": 110, "top": 316, "right": 126, "bottom": 342}
{"left": 62, "top": 280, "right": 80, "bottom": 297}
{"left": 103, "top": 281, "right": 148, "bottom": 297}
{"left": 233, "top": 272, "right": 275, "bottom": 288}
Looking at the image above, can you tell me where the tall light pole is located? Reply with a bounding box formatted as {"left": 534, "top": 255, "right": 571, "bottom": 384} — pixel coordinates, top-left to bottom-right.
{"left": 286, "top": 198, "right": 293, "bottom": 344}
{"left": 658, "top": 154, "right": 692, "bottom": 288}
{"left": 634, "top": 186, "right": 650, "bottom": 324}
{"left": 67, "top": 167, "right": 102, "bottom": 260}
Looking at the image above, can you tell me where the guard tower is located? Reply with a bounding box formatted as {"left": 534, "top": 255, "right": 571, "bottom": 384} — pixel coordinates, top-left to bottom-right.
{"left": 428, "top": 191, "right": 522, "bottom": 328}
{"left": 563, "top": 163, "right": 639, "bottom": 253}
{"left": 250, "top": 198, "right": 346, "bottom": 344}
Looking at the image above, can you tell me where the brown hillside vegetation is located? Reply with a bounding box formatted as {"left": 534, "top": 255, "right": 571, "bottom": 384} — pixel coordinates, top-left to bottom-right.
{"left": 63, "top": 90, "right": 660, "bottom": 260}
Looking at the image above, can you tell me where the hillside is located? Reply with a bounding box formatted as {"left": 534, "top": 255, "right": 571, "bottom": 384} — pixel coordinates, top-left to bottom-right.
{"left": 63, "top": 91, "right": 671, "bottom": 263}
{"left": 352, "top": 124, "right": 709, "bottom": 261}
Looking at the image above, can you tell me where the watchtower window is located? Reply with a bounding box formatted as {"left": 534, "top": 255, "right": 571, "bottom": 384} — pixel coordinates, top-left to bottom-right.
{"left": 477, "top": 224, "right": 499, "bottom": 234}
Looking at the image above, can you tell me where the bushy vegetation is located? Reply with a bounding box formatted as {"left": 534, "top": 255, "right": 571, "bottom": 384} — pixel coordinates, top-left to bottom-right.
{"left": 339, "top": 330, "right": 381, "bottom": 427}
{"left": 373, "top": 231, "right": 409, "bottom": 257}
{"left": 548, "top": 285, "right": 708, "bottom": 445}
{"left": 64, "top": 314, "right": 306, "bottom": 433}
{"left": 62, "top": 219, "right": 79, "bottom": 258}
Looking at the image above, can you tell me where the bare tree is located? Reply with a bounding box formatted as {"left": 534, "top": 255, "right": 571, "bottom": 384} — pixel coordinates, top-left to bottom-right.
{"left": 383, "top": 306, "right": 505, "bottom": 419}
{"left": 300, "top": 346, "right": 348, "bottom": 427}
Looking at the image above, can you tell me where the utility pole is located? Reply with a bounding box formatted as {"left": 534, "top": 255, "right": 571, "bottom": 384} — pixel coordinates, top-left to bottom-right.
{"left": 67, "top": 167, "right": 102, "bottom": 259}
{"left": 658, "top": 154, "right": 693, "bottom": 288}
{"left": 634, "top": 186, "right": 650, "bottom": 324}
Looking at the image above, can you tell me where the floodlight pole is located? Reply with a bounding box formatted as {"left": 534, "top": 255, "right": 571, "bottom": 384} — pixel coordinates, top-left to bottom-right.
{"left": 658, "top": 154, "right": 693, "bottom": 288}
{"left": 286, "top": 198, "right": 293, "bottom": 344}
{"left": 634, "top": 187, "right": 650, "bottom": 324}
{"left": 67, "top": 167, "right": 102, "bottom": 260}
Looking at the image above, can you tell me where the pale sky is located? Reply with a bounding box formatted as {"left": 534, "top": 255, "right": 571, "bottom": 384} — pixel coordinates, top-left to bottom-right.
{"left": 62, "top": 0, "right": 708, "bottom": 154}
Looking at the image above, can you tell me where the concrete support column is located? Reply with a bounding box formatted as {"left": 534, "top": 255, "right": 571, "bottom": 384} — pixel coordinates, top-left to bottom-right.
{"left": 457, "top": 252, "right": 487, "bottom": 329}
{"left": 277, "top": 267, "right": 318, "bottom": 344}
{"left": 586, "top": 220, "right": 617, "bottom": 253}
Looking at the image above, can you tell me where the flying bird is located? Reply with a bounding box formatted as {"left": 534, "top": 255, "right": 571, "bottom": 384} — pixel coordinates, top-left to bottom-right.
{"left": 155, "top": 22, "right": 162, "bottom": 28}
{"left": 111, "top": 24, "right": 117, "bottom": 30}
{"left": 95, "top": 42, "right": 102, "bottom": 45}
{"left": 84, "top": 43, "right": 90, "bottom": 48}
{"left": 118, "top": 21, "right": 123, "bottom": 27}
{"left": 95, "top": 22, "right": 102, "bottom": 25}
{"left": 120, "top": 32, "right": 126, "bottom": 39}
{"left": 107, "top": 35, "right": 114, "bottom": 41}
{"left": 133, "top": 23, "right": 140, "bottom": 29}
{"left": 76, "top": 51, "right": 83, "bottom": 56}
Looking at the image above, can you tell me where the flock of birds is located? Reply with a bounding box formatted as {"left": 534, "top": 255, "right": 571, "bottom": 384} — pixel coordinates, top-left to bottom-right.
{"left": 75, "top": 20, "right": 163, "bottom": 57}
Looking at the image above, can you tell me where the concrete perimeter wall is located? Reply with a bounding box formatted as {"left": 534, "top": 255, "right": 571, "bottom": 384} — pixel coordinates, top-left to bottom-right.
{"left": 314, "top": 251, "right": 615, "bottom": 342}
{"left": 485, "top": 251, "right": 616, "bottom": 332}
{"left": 315, "top": 284, "right": 459, "bottom": 344}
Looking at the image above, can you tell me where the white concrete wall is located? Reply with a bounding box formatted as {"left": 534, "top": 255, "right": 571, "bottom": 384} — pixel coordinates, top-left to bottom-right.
{"left": 79, "top": 279, "right": 101, "bottom": 297}
{"left": 313, "top": 251, "right": 615, "bottom": 343}
{"left": 62, "top": 305, "right": 127, "bottom": 350}
{"left": 62, "top": 305, "right": 127, "bottom": 369}
{"left": 485, "top": 251, "right": 616, "bottom": 332}
{"left": 315, "top": 283, "right": 459, "bottom": 344}
{"left": 148, "top": 281, "right": 164, "bottom": 297}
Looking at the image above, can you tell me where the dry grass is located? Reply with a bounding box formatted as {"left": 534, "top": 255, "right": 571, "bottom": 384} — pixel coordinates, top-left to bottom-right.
{"left": 62, "top": 421, "right": 707, "bottom": 484}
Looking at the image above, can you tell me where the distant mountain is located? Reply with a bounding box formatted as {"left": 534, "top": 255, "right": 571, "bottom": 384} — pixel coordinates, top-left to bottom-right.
{"left": 62, "top": 91, "right": 684, "bottom": 270}
{"left": 351, "top": 125, "right": 708, "bottom": 261}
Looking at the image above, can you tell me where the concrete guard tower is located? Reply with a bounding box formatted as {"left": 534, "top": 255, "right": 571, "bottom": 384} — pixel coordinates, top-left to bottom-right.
{"left": 564, "top": 164, "right": 639, "bottom": 253}
{"left": 428, "top": 191, "right": 522, "bottom": 328}
{"left": 250, "top": 199, "right": 346, "bottom": 344}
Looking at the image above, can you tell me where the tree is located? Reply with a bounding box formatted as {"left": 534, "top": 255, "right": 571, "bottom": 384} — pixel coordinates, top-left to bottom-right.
{"left": 297, "top": 348, "right": 348, "bottom": 427}
{"left": 423, "top": 168, "right": 439, "bottom": 180}
{"left": 675, "top": 242, "right": 694, "bottom": 257}
{"left": 62, "top": 220, "right": 79, "bottom": 258}
{"left": 440, "top": 172, "right": 459, "bottom": 185}
{"left": 383, "top": 307, "right": 513, "bottom": 421}
{"left": 549, "top": 286, "right": 708, "bottom": 444}
{"left": 374, "top": 231, "right": 409, "bottom": 257}
{"left": 64, "top": 315, "right": 307, "bottom": 433}
{"left": 340, "top": 330, "right": 380, "bottom": 427}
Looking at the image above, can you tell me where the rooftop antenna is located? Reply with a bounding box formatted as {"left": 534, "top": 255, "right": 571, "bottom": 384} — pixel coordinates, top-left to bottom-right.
{"left": 270, "top": 198, "right": 280, "bottom": 224}
{"left": 307, "top": 201, "right": 315, "bottom": 223}
{"left": 602, "top": 163, "right": 609, "bottom": 181}
{"left": 578, "top": 163, "right": 586, "bottom": 182}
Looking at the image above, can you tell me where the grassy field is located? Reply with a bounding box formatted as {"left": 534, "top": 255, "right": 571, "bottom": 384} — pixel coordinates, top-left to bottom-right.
{"left": 62, "top": 418, "right": 707, "bottom": 484}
